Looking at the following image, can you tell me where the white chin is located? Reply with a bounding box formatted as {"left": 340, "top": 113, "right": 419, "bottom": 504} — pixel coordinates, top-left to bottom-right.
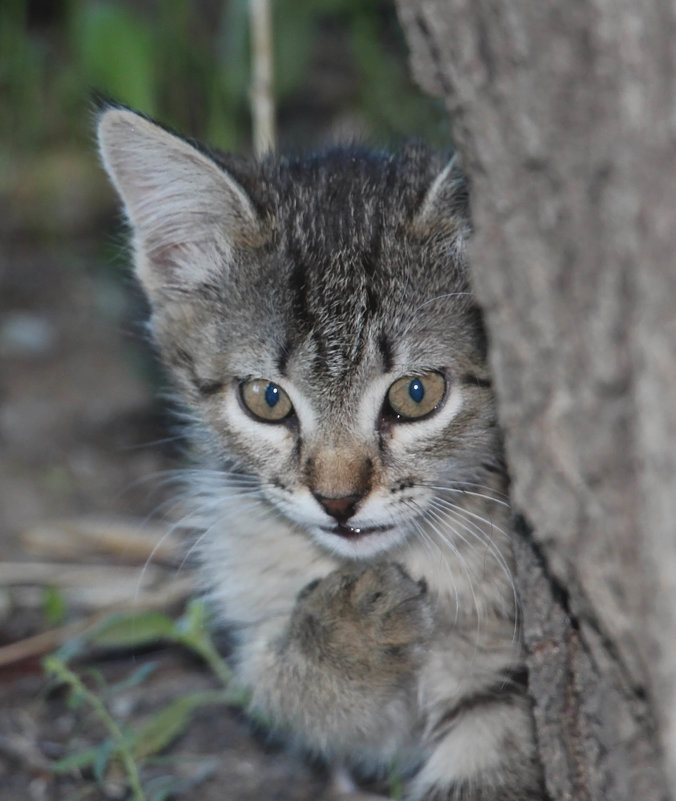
{"left": 310, "top": 525, "right": 409, "bottom": 560}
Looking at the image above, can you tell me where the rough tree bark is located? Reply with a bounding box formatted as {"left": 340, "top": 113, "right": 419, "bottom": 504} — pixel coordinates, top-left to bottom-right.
{"left": 395, "top": 2, "right": 676, "bottom": 800}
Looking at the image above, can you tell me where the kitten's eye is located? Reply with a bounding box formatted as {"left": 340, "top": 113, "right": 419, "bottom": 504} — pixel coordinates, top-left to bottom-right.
{"left": 240, "top": 379, "right": 293, "bottom": 422}
{"left": 386, "top": 372, "right": 446, "bottom": 421}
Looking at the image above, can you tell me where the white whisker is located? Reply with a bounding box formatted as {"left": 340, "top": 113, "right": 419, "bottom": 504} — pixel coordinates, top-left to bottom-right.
{"left": 412, "top": 292, "right": 473, "bottom": 315}
{"left": 421, "top": 506, "right": 482, "bottom": 635}
{"left": 427, "top": 498, "right": 519, "bottom": 639}
{"left": 177, "top": 496, "right": 275, "bottom": 572}
{"left": 430, "top": 496, "right": 510, "bottom": 541}
{"left": 403, "top": 500, "right": 461, "bottom": 622}
{"left": 131, "top": 459, "right": 268, "bottom": 601}
{"left": 429, "top": 500, "right": 511, "bottom": 582}
{"left": 427, "top": 485, "right": 510, "bottom": 509}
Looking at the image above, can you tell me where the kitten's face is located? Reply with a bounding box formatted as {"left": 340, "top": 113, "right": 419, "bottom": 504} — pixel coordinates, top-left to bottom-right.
{"left": 98, "top": 108, "right": 498, "bottom": 560}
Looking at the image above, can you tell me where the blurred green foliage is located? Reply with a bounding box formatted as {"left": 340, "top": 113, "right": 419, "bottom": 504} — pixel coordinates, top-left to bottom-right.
{"left": 43, "top": 601, "right": 247, "bottom": 800}
{"left": 1, "top": 0, "right": 447, "bottom": 158}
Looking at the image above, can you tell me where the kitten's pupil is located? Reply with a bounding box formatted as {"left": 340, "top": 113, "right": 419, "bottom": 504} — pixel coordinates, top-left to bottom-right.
{"left": 409, "top": 380, "right": 424, "bottom": 403}
{"left": 265, "top": 383, "right": 280, "bottom": 408}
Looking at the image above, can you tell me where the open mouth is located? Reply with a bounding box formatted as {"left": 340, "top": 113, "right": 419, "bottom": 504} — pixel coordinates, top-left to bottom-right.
{"left": 320, "top": 524, "right": 393, "bottom": 540}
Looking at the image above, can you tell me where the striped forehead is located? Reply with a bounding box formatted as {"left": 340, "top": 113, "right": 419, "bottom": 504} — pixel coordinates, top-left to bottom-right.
{"left": 279, "top": 236, "right": 388, "bottom": 379}
{"left": 277, "top": 295, "right": 393, "bottom": 391}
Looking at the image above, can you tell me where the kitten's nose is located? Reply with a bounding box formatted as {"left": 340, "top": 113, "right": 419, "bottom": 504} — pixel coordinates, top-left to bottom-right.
{"left": 313, "top": 493, "right": 361, "bottom": 524}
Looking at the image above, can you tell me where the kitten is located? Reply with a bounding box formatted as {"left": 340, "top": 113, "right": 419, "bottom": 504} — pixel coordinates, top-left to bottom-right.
{"left": 97, "top": 105, "right": 545, "bottom": 801}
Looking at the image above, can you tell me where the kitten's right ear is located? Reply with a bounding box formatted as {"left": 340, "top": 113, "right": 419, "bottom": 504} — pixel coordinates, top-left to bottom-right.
{"left": 97, "top": 107, "right": 260, "bottom": 299}
{"left": 412, "top": 154, "right": 469, "bottom": 239}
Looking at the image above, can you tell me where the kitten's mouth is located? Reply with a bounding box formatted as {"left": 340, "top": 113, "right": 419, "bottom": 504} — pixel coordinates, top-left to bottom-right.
{"left": 321, "top": 524, "right": 393, "bottom": 540}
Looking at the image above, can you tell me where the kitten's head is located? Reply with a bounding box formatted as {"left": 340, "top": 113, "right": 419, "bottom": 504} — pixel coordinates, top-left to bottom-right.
{"left": 98, "top": 107, "right": 500, "bottom": 560}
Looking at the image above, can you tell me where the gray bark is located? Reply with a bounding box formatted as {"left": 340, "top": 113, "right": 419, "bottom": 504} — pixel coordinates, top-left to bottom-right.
{"left": 395, "top": 2, "right": 676, "bottom": 800}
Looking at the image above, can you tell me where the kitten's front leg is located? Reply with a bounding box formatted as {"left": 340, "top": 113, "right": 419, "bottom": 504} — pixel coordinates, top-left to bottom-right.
{"left": 242, "top": 562, "right": 434, "bottom": 761}
{"left": 237, "top": 562, "right": 546, "bottom": 801}
{"left": 410, "top": 663, "right": 547, "bottom": 801}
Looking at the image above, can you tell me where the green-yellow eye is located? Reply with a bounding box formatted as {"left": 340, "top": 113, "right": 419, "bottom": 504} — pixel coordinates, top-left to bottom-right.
{"left": 240, "top": 379, "right": 293, "bottom": 422}
{"left": 387, "top": 372, "right": 446, "bottom": 420}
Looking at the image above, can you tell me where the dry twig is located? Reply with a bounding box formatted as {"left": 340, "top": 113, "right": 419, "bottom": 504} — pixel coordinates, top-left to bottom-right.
{"left": 0, "top": 575, "right": 194, "bottom": 667}
{"left": 249, "top": 0, "right": 276, "bottom": 156}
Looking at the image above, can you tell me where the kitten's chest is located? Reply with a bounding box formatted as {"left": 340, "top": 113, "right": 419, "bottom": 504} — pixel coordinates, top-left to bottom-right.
{"left": 198, "top": 509, "right": 338, "bottom": 627}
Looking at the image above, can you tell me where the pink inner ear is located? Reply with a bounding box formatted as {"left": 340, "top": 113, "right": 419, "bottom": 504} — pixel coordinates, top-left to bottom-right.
{"left": 146, "top": 241, "right": 188, "bottom": 273}
{"left": 145, "top": 236, "right": 216, "bottom": 276}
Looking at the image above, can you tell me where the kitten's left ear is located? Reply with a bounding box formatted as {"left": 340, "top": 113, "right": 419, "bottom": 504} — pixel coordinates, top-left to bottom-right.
{"left": 413, "top": 154, "right": 469, "bottom": 235}
{"left": 97, "top": 107, "right": 261, "bottom": 299}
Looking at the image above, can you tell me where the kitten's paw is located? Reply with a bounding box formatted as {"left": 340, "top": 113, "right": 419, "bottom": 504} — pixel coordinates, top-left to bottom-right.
{"left": 289, "top": 562, "right": 434, "bottom": 677}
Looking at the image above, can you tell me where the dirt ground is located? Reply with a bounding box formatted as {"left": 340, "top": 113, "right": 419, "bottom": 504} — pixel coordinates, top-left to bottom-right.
{"left": 0, "top": 212, "right": 336, "bottom": 799}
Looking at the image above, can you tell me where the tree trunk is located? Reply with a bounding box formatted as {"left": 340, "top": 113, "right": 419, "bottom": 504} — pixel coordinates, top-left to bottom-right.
{"left": 395, "top": 2, "right": 676, "bottom": 800}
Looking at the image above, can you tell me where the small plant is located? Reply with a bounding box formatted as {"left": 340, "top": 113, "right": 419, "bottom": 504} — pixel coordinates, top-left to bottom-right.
{"left": 44, "top": 601, "right": 249, "bottom": 800}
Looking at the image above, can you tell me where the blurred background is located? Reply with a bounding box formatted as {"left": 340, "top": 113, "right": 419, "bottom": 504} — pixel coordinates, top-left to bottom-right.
{"left": 0, "top": 2, "right": 447, "bottom": 798}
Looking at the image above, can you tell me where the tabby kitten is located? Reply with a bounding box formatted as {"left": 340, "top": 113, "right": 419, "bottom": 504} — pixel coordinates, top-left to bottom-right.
{"left": 97, "top": 106, "right": 545, "bottom": 800}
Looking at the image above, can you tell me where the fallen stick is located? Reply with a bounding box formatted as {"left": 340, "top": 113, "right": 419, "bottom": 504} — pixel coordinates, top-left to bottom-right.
{"left": 0, "top": 575, "right": 194, "bottom": 668}
{"left": 21, "top": 517, "right": 182, "bottom": 565}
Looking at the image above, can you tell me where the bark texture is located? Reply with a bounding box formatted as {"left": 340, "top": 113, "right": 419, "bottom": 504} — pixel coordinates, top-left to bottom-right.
{"left": 395, "top": 2, "right": 676, "bottom": 800}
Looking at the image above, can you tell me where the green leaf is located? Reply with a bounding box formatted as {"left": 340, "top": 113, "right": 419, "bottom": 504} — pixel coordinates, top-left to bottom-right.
{"left": 171, "top": 601, "right": 234, "bottom": 688}
{"left": 42, "top": 585, "right": 68, "bottom": 627}
{"left": 50, "top": 744, "right": 105, "bottom": 774}
{"left": 93, "top": 738, "right": 116, "bottom": 783}
{"left": 174, "top": 599, "right": 208, "bottom": 640}
{"left": 88, "top": 612, "right": 176, "bottom": 650}
{"left": 132, "top": 691, "right": 229, "bottom": 761}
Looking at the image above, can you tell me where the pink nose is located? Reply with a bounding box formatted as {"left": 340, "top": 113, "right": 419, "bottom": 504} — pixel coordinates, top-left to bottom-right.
{"left": 313, "top": 493, "right": 362, "bottom": 523}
